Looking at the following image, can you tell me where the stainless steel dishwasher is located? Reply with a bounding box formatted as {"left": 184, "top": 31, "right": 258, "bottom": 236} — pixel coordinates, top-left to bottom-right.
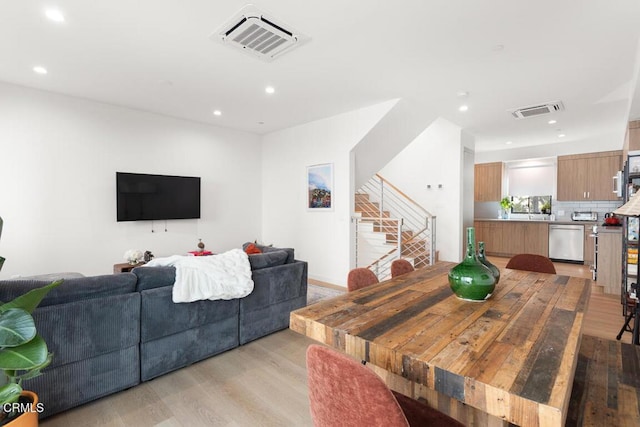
{"left": 548, "top": 224, "right": 585, "bottom": 263}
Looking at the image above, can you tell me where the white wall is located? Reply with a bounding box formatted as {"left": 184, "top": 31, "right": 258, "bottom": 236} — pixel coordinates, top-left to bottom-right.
{"left": 379, "top": 118, "right": 471, "bottom": 262}
{"left": 0, "top": 83, "right": 261, "bottom": 278}
{"left": 462, "top": 130, "right": 476, "bottom": 245}
{"left": 261, "top": 101, "right": 396, "bottom": 286}
{"left": 352, "top": 98, "right": 437, "bottom": 189}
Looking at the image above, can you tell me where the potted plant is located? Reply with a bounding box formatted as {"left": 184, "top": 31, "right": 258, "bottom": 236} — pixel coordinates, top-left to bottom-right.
{"left": 0, "top": 216, "right": 61, "bottom": 426}
{"left": 500, "top": 197, "right": 512, "bottom": 219}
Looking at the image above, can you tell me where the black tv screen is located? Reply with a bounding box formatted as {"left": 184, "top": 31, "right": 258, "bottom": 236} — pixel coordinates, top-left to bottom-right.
{"left": 116, "top": 172, "right": 201, "bottom": 221}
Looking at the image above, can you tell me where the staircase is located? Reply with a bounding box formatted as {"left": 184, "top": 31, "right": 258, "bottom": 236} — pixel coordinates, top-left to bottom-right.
{"left": 353, "top": 174, "right": 436, "bottom": 280}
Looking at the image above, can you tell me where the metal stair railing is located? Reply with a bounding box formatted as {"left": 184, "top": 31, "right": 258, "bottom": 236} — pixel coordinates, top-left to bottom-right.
{"left": 354, "top": 174, "right": 436, "bottom": 280}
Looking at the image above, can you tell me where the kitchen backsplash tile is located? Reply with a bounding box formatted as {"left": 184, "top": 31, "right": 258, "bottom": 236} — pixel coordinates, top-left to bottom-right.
{"left": 475, "top": 200, "right": 623, "bottom": 222}
{"left": 553, "top": 201, "right": 622, "bottom": 222}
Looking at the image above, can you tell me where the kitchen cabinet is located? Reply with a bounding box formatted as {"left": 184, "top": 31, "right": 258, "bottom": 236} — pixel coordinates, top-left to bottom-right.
{"left": 557, "top": 151, "right": 622, "bottom": 201}
{"left": 501, "top": 222, "right": 525, "bottom": 255}
{"left": 584, "top": 226, "right": 595, "bottom": 265}
{"left": 598, "top": 231, "right": 622, "bottom": 295}
{"left": 629, "top": 120, "right": 640, "bottom": 152}
{"left": 474, "top": 220, "right": 548, "bottom": 257}
{"left": 474, "top": 221, "right": 503, "bottom": 254}
{"left": 524, "top": 222, "right": 549, "bottom": 256}
{"left": 474, "top": 162, "right": 502, "bottom": 202}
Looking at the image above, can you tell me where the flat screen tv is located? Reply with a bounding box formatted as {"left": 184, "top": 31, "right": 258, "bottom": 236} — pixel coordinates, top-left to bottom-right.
{"left": 116, "top": 172, "right": 201, "bottom": 221}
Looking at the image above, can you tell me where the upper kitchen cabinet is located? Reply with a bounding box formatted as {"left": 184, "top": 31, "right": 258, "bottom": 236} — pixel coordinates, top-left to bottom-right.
{"left": 557, "top": 150, "right": 622, "bottom": 201}
{"left": 474, "top": 162, "right": 502, "bottom": 202}
{"left": 629, "top": 120, "right": 640, "bottom": 152}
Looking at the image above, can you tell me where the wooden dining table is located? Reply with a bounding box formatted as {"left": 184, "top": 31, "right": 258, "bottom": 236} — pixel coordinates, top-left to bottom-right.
{"left": 290, "top": 262, "right": 591, "bottom": 426}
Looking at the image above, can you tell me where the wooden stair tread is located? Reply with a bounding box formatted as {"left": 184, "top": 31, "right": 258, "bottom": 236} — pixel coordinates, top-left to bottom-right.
{"left": 356, "top": 188, "right": 436, "bottom": 275}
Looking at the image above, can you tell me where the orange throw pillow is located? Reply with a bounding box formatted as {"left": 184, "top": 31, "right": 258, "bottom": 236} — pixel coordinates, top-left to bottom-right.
{"left": 244, "top": 243, "right": 262, "bottom": 255}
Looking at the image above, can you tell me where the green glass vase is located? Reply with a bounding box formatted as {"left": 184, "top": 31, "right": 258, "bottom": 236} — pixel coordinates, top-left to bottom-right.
{"left": 448, "top": 227, "right": 496, "bottom": 301}
{"left": 478, "top": 241, "right": 500, "bottom": 284}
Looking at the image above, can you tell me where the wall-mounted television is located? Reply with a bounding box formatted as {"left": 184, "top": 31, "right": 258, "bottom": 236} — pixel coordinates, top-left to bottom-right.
{"left": 116, "top": 172, "right": 201, "bottom": 222}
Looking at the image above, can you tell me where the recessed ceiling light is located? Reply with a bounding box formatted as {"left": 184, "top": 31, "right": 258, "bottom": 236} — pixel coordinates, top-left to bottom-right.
{"left": 548, "top": 119, "right": 557, "bottom": 125}
{"left": 33, "top": 66, "right": 47, "bottom": 75}
{"left": 213, "top": 110, "right": 222, "bottom": 116}
{"left": 558, "top": 133, "right": 566, "bottom": 138}
{"left": 505, "top": 141, "right": 513, "bottom": 145}
{"left": 45, "top": 9, "right": 65, "bottom": 23}
{"left": 265, "top": 86, "right": 275, "bottom": 94}
{"left": 458, "top": 105, "right": 469, "bottom": 112}
{"left": 456, "top": 90, "right": 469, "bottom": 98}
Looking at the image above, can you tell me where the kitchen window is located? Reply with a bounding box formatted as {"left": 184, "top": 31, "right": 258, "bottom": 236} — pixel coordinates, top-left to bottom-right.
{"left": 510, "top": 195, "right": 552, "bottom": 214}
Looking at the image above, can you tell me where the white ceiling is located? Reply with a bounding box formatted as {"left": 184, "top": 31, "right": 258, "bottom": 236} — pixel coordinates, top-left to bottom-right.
{"left": 2, "top": 1, "right": 640, "bottom": 152}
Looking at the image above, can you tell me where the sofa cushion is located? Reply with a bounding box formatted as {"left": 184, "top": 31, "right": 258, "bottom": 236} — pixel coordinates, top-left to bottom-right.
{"left": 239, "top": 260, "right": 307, "bottom": 344}
{"left": 263, "top": 246, "right": 294, "bottom": 263}
{"left": 242, "top": 242, "right": 295, "bottom": 264}
{"left": 132, "top": 266, "right": 176, "bottom": 292}
{"left": 248, "top": 250, "right": 288, "bottom": 270}
{"left": 0, "top": 273, "right": 137, "bottom": 307}
{"left": 13, "top": 272, "right": 85, "bottom": 281}
{"left": 139, "top": 285, "right": 239, "bottom": 341}
{"left": 34, "top": 293, "right": 141, "bottom": 367}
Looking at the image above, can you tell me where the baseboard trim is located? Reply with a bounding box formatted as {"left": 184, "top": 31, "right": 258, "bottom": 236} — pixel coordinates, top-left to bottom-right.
{"left": 308, "top": 278, "right": 345, "bottom": 291}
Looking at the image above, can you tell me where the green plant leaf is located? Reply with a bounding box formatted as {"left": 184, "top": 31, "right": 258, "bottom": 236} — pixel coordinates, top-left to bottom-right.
{"left": 0, "top": 309, "right": 35, "bottom": 347}
{"left": 0, "top": 334, "right": 48, "bottom": 370}
{"left": 0, "top": 279, "right": 62, "bottom": 314}
{"left": 0, "top": 383, "right": 21, "bottom": 405}
{"left": 16, "top": 352, "right": 52, "bottom": 381}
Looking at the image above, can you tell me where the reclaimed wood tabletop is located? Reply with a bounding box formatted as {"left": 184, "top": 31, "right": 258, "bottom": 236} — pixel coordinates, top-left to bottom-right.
{"left": 290, "top": 261, "right": 591, "bottom": 426}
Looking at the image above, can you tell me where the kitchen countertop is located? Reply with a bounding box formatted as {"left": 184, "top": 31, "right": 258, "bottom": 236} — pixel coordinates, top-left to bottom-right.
{"left": 475, "top": 218, "right": 592, "bottom": 225}
{"left": 598, "top": 226, "right": 623, "bottom": 234}
{"left": 474, "top": 218, "right": 622, "bottom": 233}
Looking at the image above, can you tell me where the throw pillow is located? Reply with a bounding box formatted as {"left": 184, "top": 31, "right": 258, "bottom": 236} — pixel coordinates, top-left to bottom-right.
{"left": 243, "top": 243, "right": 262, "bottom": 255}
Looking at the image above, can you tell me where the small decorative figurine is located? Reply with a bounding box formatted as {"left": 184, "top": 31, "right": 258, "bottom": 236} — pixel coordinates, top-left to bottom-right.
{"left": 143, "top": 251, "right": 154, "bottom": 262}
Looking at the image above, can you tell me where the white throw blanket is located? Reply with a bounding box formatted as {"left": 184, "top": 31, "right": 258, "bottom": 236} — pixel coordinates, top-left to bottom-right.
{"left": 144, "top": 249, "right": 254, "bottom": 303}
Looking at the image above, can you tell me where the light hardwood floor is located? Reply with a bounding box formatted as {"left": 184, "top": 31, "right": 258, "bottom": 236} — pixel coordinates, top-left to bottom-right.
{"left": 41, "top": 258, "right": 632, "bottom": 426}
{"left": 42, "top": 329, "right": 317, "bottom": 427}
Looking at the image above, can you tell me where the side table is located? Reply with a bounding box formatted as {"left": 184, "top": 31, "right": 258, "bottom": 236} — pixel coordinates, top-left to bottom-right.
{"left": 113, "top": 262, "right": 145, "bottom": 274}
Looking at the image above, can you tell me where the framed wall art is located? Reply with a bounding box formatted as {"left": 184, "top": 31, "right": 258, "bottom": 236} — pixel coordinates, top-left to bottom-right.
{"left": 307, "top": 163, "right": 333, "bottom": 211}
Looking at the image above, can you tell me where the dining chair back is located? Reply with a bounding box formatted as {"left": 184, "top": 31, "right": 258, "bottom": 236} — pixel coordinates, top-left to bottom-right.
{"left": 306, "top": 344, "right": 463, "bottom": 427}
{"left": 347, "top": 268, "right": 379, "bottom": 292}
{"left": 506, "top": 253, "right": 556, "bottom": 274}
{"left": 391, "top": 259, "right": 415, "bottom": 278}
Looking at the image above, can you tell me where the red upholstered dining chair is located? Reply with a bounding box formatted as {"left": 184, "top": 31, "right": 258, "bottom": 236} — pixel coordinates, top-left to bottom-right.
{"left": 505, "top": 253, "right": 557, "bottom": 274}
{"left": 306, "top": 344, "right": 464, "bottom": 427}
{"left": 391, "top": 259, "right": 415, "bottom": 278}
{"left": 347, "top": 268, "right": 379, "bottom": 292}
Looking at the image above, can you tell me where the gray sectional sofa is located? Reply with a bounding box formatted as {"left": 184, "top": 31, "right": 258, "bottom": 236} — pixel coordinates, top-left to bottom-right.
{"left": 0, "top": 247, "right": 307, "bottom": 418}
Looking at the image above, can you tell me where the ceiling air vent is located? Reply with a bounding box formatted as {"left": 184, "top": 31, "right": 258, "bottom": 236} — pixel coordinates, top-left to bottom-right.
{"left": 212, "top": 5, "right": 308, "bottom": 62}
{"left": 509, "top": 101, "right": 565, "bottom": 119}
